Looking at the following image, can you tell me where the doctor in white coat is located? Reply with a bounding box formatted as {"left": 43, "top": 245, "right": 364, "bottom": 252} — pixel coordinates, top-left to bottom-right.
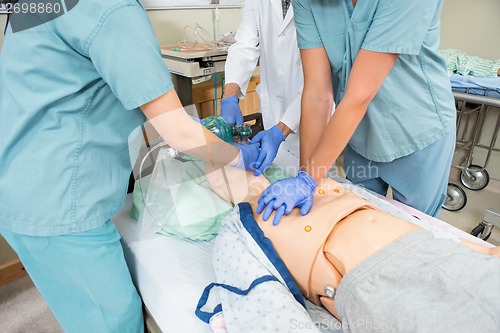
{"left": 221, "top": 0, "right": 303, "bottom": 175}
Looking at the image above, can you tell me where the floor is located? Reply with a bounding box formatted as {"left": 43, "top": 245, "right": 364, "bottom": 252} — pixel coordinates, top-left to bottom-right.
{"left": 0, "top": 175, "right": 499, "bottom": 332}
{"left": 0, "top": 274, "right": 62, "bottom": 333}
{"left": 442, "top": 168, "right": 500, "bottom": 246}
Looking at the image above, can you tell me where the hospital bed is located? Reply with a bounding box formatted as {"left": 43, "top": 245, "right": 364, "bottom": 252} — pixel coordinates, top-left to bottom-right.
{"left": 113, "top": 181, "right": 493, "bottom": 333}
{"left": 442, "top": 74, "right": 500, "bottom": 240}
{"left": 113, "top": 135, "right": 494, "bottom": 333}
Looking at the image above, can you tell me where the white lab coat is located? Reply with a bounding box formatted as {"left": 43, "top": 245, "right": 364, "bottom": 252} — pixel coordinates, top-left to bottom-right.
{"left": 225, "top": 0, "right": 303, "bottom": 167}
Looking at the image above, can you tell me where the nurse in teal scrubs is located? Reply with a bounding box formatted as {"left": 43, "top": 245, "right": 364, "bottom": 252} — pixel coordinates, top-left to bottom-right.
{"left": 0, "top": 1, "right": 257, "bottom": 332}
{"left": 257, "top": 0, "right": 456, "bottom": 225}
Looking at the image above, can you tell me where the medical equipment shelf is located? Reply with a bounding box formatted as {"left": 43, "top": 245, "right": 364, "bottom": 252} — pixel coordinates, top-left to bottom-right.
{"left": 444, "top": 89, "right": 500, "bottom": 240}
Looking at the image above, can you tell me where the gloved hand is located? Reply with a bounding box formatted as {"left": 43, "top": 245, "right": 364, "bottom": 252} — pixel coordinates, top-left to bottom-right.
{"left": 232, "top": 143, "right": 260, "bottom": 171}
{"left": 250, "top": 125, "right": 285, "bottom": 176}
{"left": 256, "top": 171, "right": 318, "bottom": 226}
{"left": 191, "top": 116, "right": 205, "bottom": 125}
{"left": 220, "top": 96, "right": 244, "bottom": 125}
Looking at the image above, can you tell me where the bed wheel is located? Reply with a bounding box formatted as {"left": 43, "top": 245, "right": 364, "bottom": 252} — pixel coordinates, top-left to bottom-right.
{"left": 460, "top": 164, "right": 489, "bottom": 191}
{"left": 443, "top": 183, "right": 467, "bottom": 211}
{"left": 470, "top": 224, "right": 492, "bottom": 241}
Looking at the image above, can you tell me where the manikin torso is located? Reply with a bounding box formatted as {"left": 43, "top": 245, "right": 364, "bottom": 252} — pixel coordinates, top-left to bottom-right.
{"left": 206, "top": 165, "right": 496, "bottom": 318}
{"left": 253, "top": 179, "right": 420, "bottom": 275}
{"left": 250, "top": 178, "right": 420, "bottom": 317}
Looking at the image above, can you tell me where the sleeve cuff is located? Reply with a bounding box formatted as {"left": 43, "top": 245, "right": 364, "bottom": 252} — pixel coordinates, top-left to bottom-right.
{"left": 123, "top": 82, "right": 174, "bottom": 110}
{"left": 279, "top": 116, "right": 299, "bottom": 134}
{"left": 298, "top": 41, "right": 324, "bottom": 50}
{"left": 362, "top": 44, "right": 420, "bottom": 56}
{"left": 279, "top": 94, "right": 302, "bottom": 132}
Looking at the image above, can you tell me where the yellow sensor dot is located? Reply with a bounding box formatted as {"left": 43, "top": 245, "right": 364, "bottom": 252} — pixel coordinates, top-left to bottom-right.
{"left": 318, "top": 189, "right": 325, "bottom": 195}
{"left": 333, "top": 189, "right": 340, "bottom": 193}
{"left": 305, "top": 226, "right": 312, "bottom": 232}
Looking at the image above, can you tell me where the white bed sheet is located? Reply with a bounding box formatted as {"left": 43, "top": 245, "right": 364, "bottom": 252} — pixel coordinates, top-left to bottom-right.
{"left": 113, "top": 197, "right": 215, "bottom": 333}
{"left": 113, "top": 183, "right": 492, "bottom": 333}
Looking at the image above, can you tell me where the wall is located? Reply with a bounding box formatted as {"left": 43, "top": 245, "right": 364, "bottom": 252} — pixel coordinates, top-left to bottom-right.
{"left": 441, "top": 0, "right": 500, "bottom": 180}
{"left": 440, "top": 0, "right": 500, "bottom": 60}
{"left": 147, "top": 8, "right": 242, "bottom": 44}
{"left": 0, "top": 8, "right": 242, "bottom": 51}
{"left": 2, "top": 2, "right": 498, "bottom": 58}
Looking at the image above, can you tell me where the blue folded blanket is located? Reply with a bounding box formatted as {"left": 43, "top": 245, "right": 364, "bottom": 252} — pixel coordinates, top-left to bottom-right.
{"left": 450, "top": 74, "right": 500, "bottom": 98}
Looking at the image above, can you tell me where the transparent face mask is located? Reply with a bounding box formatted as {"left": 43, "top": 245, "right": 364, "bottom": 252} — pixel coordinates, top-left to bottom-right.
{"left": 138, "top": 147, "right": 233, "bottom": 241}
{"left": 135, "top": 116, "right": 253, "bottom": 241}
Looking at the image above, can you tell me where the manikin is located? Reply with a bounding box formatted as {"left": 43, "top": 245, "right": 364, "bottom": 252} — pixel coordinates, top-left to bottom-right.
{"left": 205, "top": 163, "right": 500, "bottom": 331}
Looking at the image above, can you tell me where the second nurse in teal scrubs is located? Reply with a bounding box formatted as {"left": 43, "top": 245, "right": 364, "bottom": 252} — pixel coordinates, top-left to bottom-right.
{"left": 257, "top": 0, "right": 457, "bottom": 224}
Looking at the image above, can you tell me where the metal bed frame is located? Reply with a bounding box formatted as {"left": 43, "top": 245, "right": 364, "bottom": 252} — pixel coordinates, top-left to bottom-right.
{"left": 443, "top": 88, "right": 500, "bottom": 240}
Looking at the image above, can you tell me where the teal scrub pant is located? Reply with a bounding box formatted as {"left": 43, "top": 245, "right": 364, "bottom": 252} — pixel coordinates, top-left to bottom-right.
{"left": 344, "top": 129, "right": 456, "bottom": 218}
{"left": 0, "top": 220, "right": 144, "bottom": 333}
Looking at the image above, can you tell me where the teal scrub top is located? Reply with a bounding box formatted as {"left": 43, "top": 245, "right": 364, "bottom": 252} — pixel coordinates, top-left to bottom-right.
{"left": 0, "top": 0, "right": 173, "bottom": 236}
{"left": 294, "top": 0, "right": 456, "bottom": 162}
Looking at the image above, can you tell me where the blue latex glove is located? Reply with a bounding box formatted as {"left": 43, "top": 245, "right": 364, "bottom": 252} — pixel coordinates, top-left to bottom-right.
{"left": 256, "top": 171, "right": 318, "bottom": 226}
{"left": 220, "top": 96, "right": 244, "bottom": 125}
{"left": 232, "top": 143, "right": 260, "bottom": 171}
{"left": 191, "top": 116, "right": 205, "bottom": 125}
{"left": 250, "top": 125, "right": 285, "bottom": 176}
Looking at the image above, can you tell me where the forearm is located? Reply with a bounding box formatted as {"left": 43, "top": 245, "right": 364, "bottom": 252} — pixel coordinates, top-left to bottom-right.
{"left": 223, "top": 83, "right": 241, "bottom": 99}
{"left": 299, "top": 92, "right": 332, "bottom": 167}
{"left": 299, "top": 47, "right": 334, "bottom": 167}
{"left": 304, "top": 94, "right": 367, "bottom": 182}
{"left": 279, "top": 92, "right": 302, "bottom": 134}
{"left": 141, "top": 89, "right": 239, "bottom": 165}
{"left": 302, "top": 49, "right": 399, "bottom": 182}
{"left": 277, "top": 122, "right": 293, "bottom": 138}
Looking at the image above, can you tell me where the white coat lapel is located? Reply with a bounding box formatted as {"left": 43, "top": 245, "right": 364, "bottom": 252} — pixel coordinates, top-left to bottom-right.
{"left": 271, "top": 0, "right": 294, "bottom": 35}
{"left": 281, "top": 5, "right": 294, "bottom": 33}
{"left": 270, "top": 0, "right": 284, "bottom": 21}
